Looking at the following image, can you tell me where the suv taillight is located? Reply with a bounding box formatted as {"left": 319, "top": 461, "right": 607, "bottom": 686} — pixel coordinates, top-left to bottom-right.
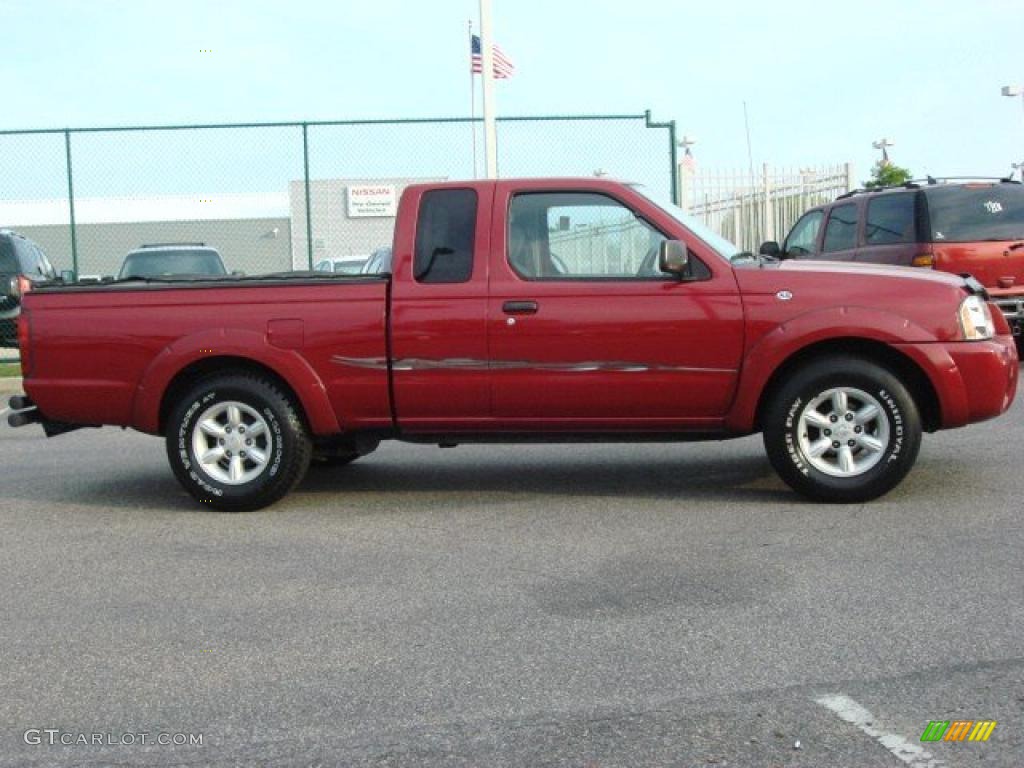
{"left": 9, "top": 275, "right": 32, "bottom": 298}
{"left": 912, "top": 253, "right": 935, "bottom": 268}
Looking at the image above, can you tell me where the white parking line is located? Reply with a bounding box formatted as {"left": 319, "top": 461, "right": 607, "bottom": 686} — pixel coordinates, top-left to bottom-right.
{"left": 815, "top": 694, "right": 946, "bottom": 768}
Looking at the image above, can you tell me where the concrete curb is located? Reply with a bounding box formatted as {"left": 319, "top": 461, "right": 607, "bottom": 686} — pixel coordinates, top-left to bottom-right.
{"left": 0, "top": 377, "right": 25, "bottom": 396}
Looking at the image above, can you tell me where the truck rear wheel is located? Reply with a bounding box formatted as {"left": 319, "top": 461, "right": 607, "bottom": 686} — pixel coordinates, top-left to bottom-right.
{"left": 166, "top": 374, "right": 312, "bottom": 511}
{"left": 762, "top": 356, "right": 922, "bottom": 503}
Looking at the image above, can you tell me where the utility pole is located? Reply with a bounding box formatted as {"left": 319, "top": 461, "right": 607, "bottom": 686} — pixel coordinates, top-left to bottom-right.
{"left": 872, "top": 137, "right": 895, "bottom": 165}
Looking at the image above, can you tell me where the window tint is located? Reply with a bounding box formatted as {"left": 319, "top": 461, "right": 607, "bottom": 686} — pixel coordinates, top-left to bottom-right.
{"left": 414, "top": 189, "right": 476, "bottom": 284}
{"left": 866, "top": 193, "right": 915, "bottom": 245}
{"left": 924, "top": 185, "right": 1024, "bottom": 242}
{"left": 119, "top": 250, "right": 226, "bottom": 278}
{"left": 34, "top": 245, "right": 56, "bottom": 278}
{"left": 13, "top": 238, "right": 44, "bottom": 275}
{"left": 784, "top": 211, "right": 824, "bottom": 255}
{"left": 822, "top": 204, "right": 858, "bottom": 253}
{"left": 0, "top": 237, "right": 17, "bottom": 273}
{"left": 508, "top": 192, "right": 668, "bottom": 279}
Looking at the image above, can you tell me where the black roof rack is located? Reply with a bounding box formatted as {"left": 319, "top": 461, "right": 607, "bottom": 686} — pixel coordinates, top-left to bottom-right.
{"left": 836, "top": 176, "right": 1020, "bottom": 200}
{"left": 138, "top": 242, "right": 207, "bottom": 249}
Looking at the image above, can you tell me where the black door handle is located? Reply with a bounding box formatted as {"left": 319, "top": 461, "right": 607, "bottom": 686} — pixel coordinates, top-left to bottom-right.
{"left": 502, "top": 300, "right": 539, "bottom": 315}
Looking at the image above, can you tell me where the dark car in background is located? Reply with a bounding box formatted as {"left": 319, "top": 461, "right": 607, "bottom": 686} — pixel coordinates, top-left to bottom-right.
{"left": 763, "top": 178, "right": 1024, "bottom": 349}
{"left": 118, "top": 243, "right": 228, "bottom": 279}
{"left": 1, "top": 230, "right": 57, "bottom": 347}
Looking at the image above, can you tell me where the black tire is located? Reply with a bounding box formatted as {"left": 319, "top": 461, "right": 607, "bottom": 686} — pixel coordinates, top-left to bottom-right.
{"left": 762, "top": 356, "right": 922, "bottom": 503}
{"left": 165, "top": 374, "right": 312, "bottom": 511}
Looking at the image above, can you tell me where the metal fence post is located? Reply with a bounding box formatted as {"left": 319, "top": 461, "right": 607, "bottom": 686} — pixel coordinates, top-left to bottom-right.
{"left": 668, "top": 120, "right": 679, "bottom": 205}
{"left": 302, "top": 123, "right": 314, "bottom": 270}
{"left": 64, "top": 130, "right": 79, "bottom": 276}
{"left": 644, "top": 111, "right": 679, "bottom": 204}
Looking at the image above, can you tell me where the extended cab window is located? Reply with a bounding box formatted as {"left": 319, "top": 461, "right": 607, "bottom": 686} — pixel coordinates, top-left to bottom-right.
{"left": 866, "top": 193, "right": 915, "bottom": 245}
{"left": 414, "top": 189, "right": 477, "bottom": 284}
{"left": 822, "top": 203, "right": 858, "bottom": 253}
{"left": 508, "top": 192, "right": 667, "bottom": 279}
{"left": 784, "top": 210, "right": 824, "bottom": 256}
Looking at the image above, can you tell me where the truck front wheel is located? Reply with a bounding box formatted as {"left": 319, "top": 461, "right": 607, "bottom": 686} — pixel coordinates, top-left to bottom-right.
{"left": 165, "top": 374, "right": 312, "bottom": 511}
{"left": 762, "top": 356, "right": 922, "bottom": 503}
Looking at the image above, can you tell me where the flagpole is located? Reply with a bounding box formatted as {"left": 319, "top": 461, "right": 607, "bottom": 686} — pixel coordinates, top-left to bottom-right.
{"left": 479, "top": 0, "right": 498, "bottom": 179}
{"left": 468, "top": 19, "right": 478, "bottom": 179}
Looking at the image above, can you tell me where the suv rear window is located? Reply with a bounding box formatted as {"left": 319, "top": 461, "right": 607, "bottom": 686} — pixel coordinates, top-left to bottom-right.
{"left": 120, "top": 250, "right": 227, "bottom": 278}
{"left": 924, "top": 184, "right": 1024, "bottom": 243}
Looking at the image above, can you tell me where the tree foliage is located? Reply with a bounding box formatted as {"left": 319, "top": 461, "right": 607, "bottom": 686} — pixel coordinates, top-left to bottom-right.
{"left": 864, "top": 161, "right": 912, "bottom": 189}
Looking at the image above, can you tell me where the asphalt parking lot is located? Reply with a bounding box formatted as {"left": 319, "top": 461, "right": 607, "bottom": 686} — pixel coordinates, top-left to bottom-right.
{"left": 1, "top": 378, "right": 1022, "bottom": 767}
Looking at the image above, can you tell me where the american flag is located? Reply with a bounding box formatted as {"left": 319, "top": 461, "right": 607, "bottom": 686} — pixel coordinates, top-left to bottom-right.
{"left": 471, "top": 34, "right": 515, "bottom": 78}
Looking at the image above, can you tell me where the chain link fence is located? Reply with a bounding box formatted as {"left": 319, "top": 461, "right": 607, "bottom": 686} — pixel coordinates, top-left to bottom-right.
{"left": 0, "top": 113, "right": 678, "bottom": 279}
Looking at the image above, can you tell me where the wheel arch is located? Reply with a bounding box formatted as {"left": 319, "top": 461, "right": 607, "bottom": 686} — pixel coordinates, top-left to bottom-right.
{"left": 752, "top": 337, "right": 942, "bottom": 433}
{"left": 129, "top": 328, "right": 340, "bottom": 436}
{"left": 158, "top": 356, "right": 310, "bottom": 435}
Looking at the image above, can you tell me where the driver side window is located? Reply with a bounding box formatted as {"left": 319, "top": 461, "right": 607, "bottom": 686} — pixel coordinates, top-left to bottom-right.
{"left": 508, "top": 192, "right": 668, "bottom": 280}
{"left": 784, "top": 210, "right": 824, "bottom": 257}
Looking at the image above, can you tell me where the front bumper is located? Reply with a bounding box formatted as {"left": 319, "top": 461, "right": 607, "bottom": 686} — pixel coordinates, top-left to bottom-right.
{"left": 896, "top": 336, "right": 1018, "bottom": 429}
{"left": 993, "top": 296, "right": 1024, "bottom": 336}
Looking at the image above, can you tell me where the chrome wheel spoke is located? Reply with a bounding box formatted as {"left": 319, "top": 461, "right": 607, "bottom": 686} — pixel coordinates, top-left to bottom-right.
{"left": 246, "top": 421, "right": 266, "bottom": 437}
{"left": 854, "top": 403, "right": 880, "bottom": 426}
{"left": 807, "top": 437, "right": 832, "bottom": 458}
{"left": 227, "top": 405, "right": 243, "bottom": 428}
{"left": 247, "top": 448, "right": 268, "bottom": 465}
{"left": 199, "top": 419, "right": 225, "bottom": 438}
{"left": 228, "top": 455, "right": 244, "bottom": 482}
{"left": 858, "top": 434, "right": 885, "bottom": 453}
{"left": 804, "top": 410, "right": 832, "bottom": 429}
{"left": 838, "top": 446, "right": 855, "bottom": 474}
{"left": 831, "top": 390, "right": 848, "bottom": 415}
{"left": 200, "top": 446, "right": 225, "bottom": 464}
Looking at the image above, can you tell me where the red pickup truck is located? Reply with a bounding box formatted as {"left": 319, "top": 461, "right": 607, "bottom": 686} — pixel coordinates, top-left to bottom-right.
{"left": 8, "top": 178, "right": 1019, "bottom": 510}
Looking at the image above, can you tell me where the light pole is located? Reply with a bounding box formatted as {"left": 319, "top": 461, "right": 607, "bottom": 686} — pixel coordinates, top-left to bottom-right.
{"left": 872, "top": 138, "right": 894, "bottom": 165}
{"left": 1001, "top": 85, "right": 1023, "bottom": 179}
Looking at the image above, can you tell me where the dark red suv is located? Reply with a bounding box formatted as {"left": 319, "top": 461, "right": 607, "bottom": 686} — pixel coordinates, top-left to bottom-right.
{"left": 764, "top": 179, "right": 1024, "bottom": 349}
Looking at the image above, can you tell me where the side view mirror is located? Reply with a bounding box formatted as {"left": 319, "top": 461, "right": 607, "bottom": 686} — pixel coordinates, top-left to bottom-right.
{"left": 659, "top": 240, "right": 689, "bottom": 276}
{"left": 60, "top": 270, "right": 76, "bottom": 283}
{"left": 759, "top": 241, "right": 781, "bottom": 258}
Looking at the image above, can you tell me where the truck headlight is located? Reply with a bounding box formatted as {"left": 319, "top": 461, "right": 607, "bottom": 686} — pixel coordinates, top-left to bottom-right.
{"left": 959, "top": 295, "right": 994, "bottom": 340}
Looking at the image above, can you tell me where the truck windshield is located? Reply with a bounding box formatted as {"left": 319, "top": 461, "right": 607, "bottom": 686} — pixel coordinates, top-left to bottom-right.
{"left": 119, "top": 250, "right": 227, "bottom": 278}
{"left": 924, "top": 184, "right": 1024, "bottom": 243}
{"left": 630, "top": 186, "right": 741, "bottom": 262}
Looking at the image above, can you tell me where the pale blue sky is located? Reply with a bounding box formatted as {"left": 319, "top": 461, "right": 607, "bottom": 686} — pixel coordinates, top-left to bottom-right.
{"left": 1, "top": 0, "right": 1022, "bottom": 185}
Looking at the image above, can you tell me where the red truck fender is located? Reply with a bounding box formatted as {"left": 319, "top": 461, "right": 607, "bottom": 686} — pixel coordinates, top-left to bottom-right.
{"left": 725, "top": 305, "right": 950, "bottom": 433}
{"left": 130, "top": 328, "right": 341, "bottom": 436}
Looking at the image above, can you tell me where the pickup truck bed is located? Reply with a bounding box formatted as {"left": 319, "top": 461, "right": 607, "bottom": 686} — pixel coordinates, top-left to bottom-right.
{"left": 22, "top": 275, "right": 391, "bottom": 435}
